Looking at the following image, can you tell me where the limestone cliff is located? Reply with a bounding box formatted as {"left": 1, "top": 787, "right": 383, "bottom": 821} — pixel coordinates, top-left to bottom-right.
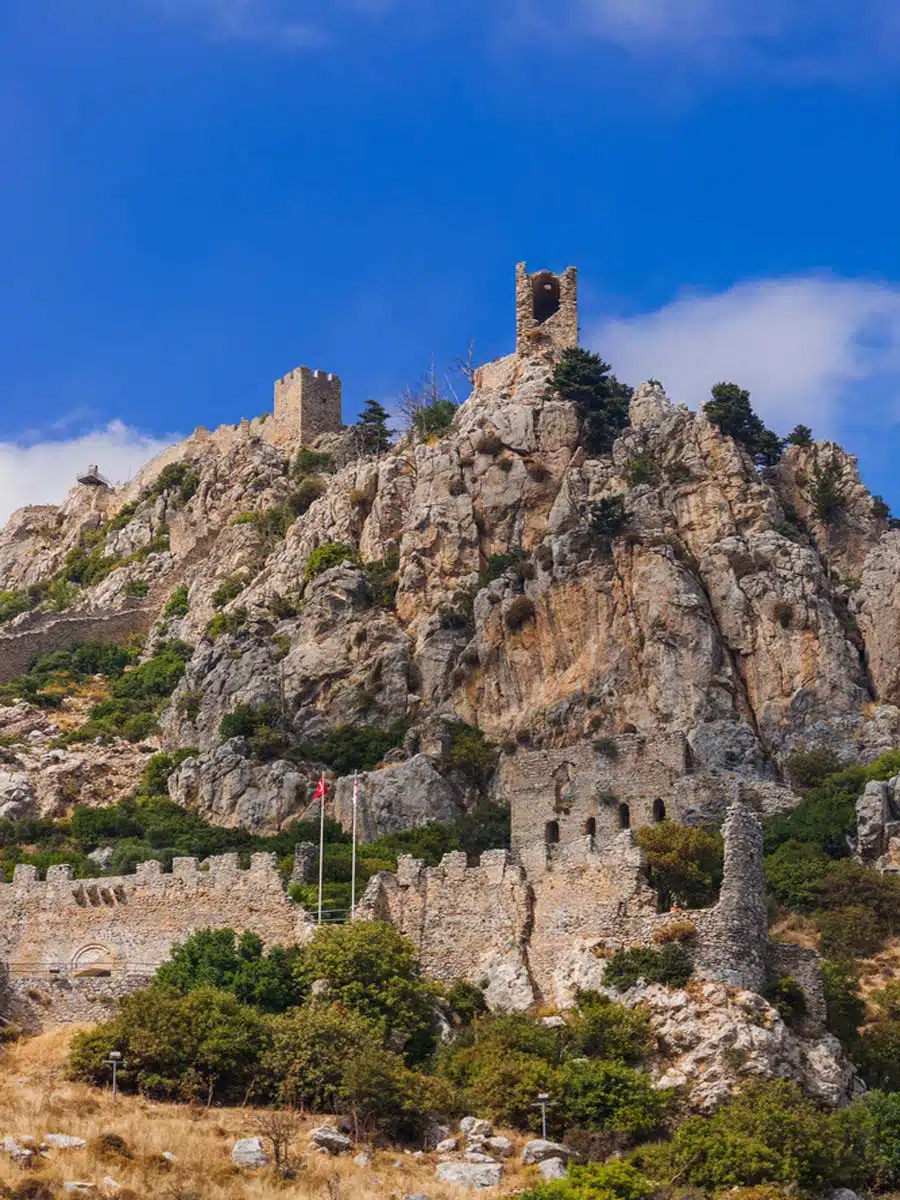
{"left": 1, "top": 351, "right": 899, "bottom": 841}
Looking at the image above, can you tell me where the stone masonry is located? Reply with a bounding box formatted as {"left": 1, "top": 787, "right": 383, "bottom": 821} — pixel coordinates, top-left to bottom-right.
{"left": 0, "top": 853, "right": 313, "bottom": 1029}
{"left": 357, "top": 800, "right": 826, "bottom": 1023}
{"left": 515, "top": 262, "right": 578, "bottom": 357}
{"left": 273, "top": 366, "right": 342, "bottom": 445}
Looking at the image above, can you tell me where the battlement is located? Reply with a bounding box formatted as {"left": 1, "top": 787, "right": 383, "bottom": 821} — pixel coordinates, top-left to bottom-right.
{"left": 357, "top": 803, "right": 799, "bottom": 1013}
{"left": 0, "top": 852, "right": 312, "bottom": 1028}
{"left": 273, "top": 364, "right": 342, "bottom": 445}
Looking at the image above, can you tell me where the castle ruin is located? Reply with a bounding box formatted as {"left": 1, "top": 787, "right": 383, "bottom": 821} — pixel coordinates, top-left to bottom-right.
{"left": 273, "top": 366, "right": 343, "bottom": 445}
{"left": 515, "top": 262, "right": 579, "bottom": 356}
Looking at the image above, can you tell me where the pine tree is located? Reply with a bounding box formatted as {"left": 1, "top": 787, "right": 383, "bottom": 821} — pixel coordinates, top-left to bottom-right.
{"left": 356, "top": 399, "right": 392, "bottom": 454}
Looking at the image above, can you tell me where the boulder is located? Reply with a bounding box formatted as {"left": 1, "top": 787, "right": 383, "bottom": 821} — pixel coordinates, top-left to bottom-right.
{"left": 0, "top": 1136, "right": 34, "bottom": 1166}
{"left": 464, "top": 1151, "right": 497, "bottom": 1163}
{"left": 63, "top": 1186, "right": 96, "bottom": 1195}
{"left": 45, "top": 1133, "right": 87, "bottom": 1150}
{"left": 482, "top": 1136, "right": 513, "bottom": 1157}
{"left": 309, "top": 1125, "right": 352, "bottom": 1155}
{"left": 539, "top": 1157, "right": 569, "bottom": 1181}
{"left": 522, "top": 1140, "right": 573, "bottom": 1165}
{"left": 435, "top": 1137, "right": 458, "bottom": 1153}
{"left": 333, "top": 754, "right": 462, "bottom": 840}
{"left": 459, "top": 1117, "right": 493, "bottom": 1139}
{"left": 353, "top": 1150, "right": 372, "bottom": 1168}
{"left": 0, "top": 770, "right": 36, "bottom": 820}
{"left": 231, "top": 1137, "right": 270, "bottom": 1169}
{"left": 435, "top": 1161, "right": 504, "bottom": 1190}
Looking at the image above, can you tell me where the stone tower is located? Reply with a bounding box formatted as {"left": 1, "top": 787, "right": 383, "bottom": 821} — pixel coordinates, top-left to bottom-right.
{"left": 515, "top": 263, "right": 578, "bottom": 357}
{"left": 273, "top": 366, "right": 342, "bottom": 445}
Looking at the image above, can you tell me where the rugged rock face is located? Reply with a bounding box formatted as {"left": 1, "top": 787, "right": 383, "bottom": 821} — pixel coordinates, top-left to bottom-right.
{"left": 2, "top": 352, "right": 900, "bottom": 838}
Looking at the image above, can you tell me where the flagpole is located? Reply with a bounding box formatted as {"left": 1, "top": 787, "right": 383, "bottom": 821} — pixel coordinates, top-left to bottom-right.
{"left": 317, "top": 773, "right": 326, "bottom": 927}
{"left": 351, "top": 772, "right": 358, "bottom": 919}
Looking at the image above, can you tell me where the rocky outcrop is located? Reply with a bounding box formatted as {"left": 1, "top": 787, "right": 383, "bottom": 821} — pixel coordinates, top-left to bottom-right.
{"left": 169, "top": 740, "right": 319, "bottom": 833}
{"left": 332, "top": 755, "right": 462, "bottom": 841}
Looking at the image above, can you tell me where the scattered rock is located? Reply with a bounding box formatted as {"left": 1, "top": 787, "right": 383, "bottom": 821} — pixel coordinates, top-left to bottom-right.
{"left": 459, "top": 1117, "right": 493, "bottom": 1139}
{"left": 0, "top": 1136, "right": 34, "bottom": 1165}
{"left": 435, "top": 1137, "right": 458, "bottom": 1153}
{"left": 309, "top": 1125, "right": 352, "bottom": 1155}
{"left": 231, "top": 1137, "right": 270, "bottom": 1169}
{"left": 160, "top": 1151, "right": 177, "bottom": 1162}
{"left": 87, "top": 847, "right": 115, "bottom": 869}
{"left": 522, "top": 1139, "right": 573, "bottom": 1165}
{"left": 63, "top": 1186, "right": 96, "bottom": 1195}
{"left": 101, "top": 1179, "right": 122, "bottom": 1193}
{"left": 464, "top": 1151, "right": 497, "bottom": 1163}
{"left": 539, "top": 1157, "right": 569, "bottom": 1181}
{"left": 46, "top": 1133, "right": 88, "bottom": 1150}
{"left": 353, "top": 1150, "right": 373, "bottom": 1168}
{"left": 435, "top": 1161, "right": 504, "bottom": 1190}
{"left": 482, "top": 1136, "right": 513, "bottom": 1157}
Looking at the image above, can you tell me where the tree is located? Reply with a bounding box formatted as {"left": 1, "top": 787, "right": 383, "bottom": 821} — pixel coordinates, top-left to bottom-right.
{"left": 553, "top": 349, "right": 632, "bottom": 455}
{"left": 153, "top": 929, "right": 301, "bottom": 1013}
{"left": 787, "top": 424, "right": 814, "bottom": 446}
{"left": 704, "top": 382, "right": 783, "bottom": 467}
{"left": 560, "top": 1058, "right": 669, "bottom": 1140}
{"left": 356, "top": 399, "right": 392, "bottom": 454}
{"left": 264, "top": 1004, "right": 383, "bottom": 1111}
{"left": 634, "top": 821, "right": 724, "bottom": 909}
{"left": 292, "top": 921, "right": 439, "bottom": 1062}
{"left": 809, "top": 453, "right": 846, "bottom": 524}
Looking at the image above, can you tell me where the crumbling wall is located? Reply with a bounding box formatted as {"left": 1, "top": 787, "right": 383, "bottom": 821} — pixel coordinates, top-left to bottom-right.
{"left": 0, "top": 853, "right": 312, "bottom": 1027}
{"left": 359, "top": 803, "right": 795, "bottom": 1014}
{"left": 0, "top": 605, "right": 157, "bottom": 684}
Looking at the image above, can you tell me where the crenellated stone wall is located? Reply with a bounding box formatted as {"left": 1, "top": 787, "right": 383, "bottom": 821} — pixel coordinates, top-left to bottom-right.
{"left": 0, "top": 853, "right": 313, "bottom": 1029}
{"left": 357, "top": 802, "right": 813, "bottom": 1019}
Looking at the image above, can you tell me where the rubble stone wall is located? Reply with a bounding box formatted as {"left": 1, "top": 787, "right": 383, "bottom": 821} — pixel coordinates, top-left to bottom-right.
{"left": 0, "top": 605, "right": 157, "bottom": 684}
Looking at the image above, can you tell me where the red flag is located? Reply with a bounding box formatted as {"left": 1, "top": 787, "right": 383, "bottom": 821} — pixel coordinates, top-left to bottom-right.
{"left": 313, "top": 774, "right": 327, "bottom": 801}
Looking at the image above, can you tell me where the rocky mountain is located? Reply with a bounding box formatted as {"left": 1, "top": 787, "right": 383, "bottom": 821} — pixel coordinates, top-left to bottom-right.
{"left": 1, "top": 345, "right": 899, "bottom": 842}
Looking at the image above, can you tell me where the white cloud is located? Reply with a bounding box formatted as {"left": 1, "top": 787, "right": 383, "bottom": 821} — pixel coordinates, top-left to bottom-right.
{"left": 0, "top": 421, "right": 179, "bottom": 527}
{"left": 589, "top": 276, "right": 900, "bottom": 436}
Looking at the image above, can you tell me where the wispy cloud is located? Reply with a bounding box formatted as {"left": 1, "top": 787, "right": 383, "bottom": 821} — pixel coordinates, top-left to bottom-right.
{"left": 0, "top": 421, "right": 180, "bottom": 527}
{"left": 145, "top": 0, "right": 900, "bottom": 80}
{"left": 589, "top": 276, "right": 900, "bottom": 437}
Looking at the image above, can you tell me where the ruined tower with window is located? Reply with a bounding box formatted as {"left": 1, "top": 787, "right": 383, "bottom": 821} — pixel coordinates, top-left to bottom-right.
{"left": 515, "top": 262, "right": 579, "bottom": 356}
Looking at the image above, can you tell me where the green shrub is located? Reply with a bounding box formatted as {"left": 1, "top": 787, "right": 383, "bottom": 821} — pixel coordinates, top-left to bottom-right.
{"left": 762, "top": 976, "right": 806, "bottom": 1026}
{"left": 264, "top": 1003, "right": 382, "bottom": 1110}
{"left": 413, "top": 397, "right": 458, "bottom": 439}
{"left": 565, "top": 990, "right": 651, "bottom": 1064}
{"left": 785, "top": 746, "right": 843, "bottom": 791}
{"left": 603, "top": 944, "right": 692, "bottom": 991}
{"left": 291, "top": 475, "right": 326, "bottom": 514}
{"left": 293, "top": 448, "right": 334, "bottom": 479}
{"left": 339, "top": 1043, "right": 459, "bottom": 1142}
{"left": 810, "top": 454, "right": 846, "bottom": 524}
{"left": 363, "top": 552, "right": 400, "bottom": 609}
{"left": 304, "top": 542, "right": 359, "bottom": 581}
{"left": 521, "top": 1160, "right": 653, "bottom": 1200}
{"left": 146, "top": 462, "right": 200, "bottom": 505}
{"left": 704, "top": 382, "right": 783, "bottom": 467}
{"left": 107, "top": 502, "right": 138, "bottom": 532}
{"left": 68, "top": 985, "right": 269, "bottom": 1103}
{"left": 821, "top": 957, "right": 865, "bottom": 1045}
{"left": 446, "top": 980, "right": 488, "bottom": 1025}
{"left": 872, "top": 494, "right": 892, "bottom": 521}
{"left": 553, "top": 349, "right": 632, "bottom": 456}
{"left": 153, "top": 929, "right": 301, "bottom": 1013}
{"left": 124, "top": 579, "right": 149, "bottom": 598}
{"left": 634, "top": 821, "right": 723, "bottom": 910}
{"left": 163, "top": 585, "right": 189, "bottom": 617}
{"left": 219, "top": 703, "right": 286, "bottom": 761}
{"left": 293, "top": 921, "right": 439, "bottom": 1063}
{"left": 297, "top": 721, "right": 407, "bottom": 774}
{"left": 588, "top": 496, "right": 628, "bottom": 553}
{"left": 836, "top": 1090, "right": 900, "bottom": 1192}
{"left": 205, "top": 608, "right": 247, "bottom": 639}
{"left": 64, "top": 641, "right": 192, "bottom": 744}
{"left": 211, "top": 575, "right": 247, "bottom": 609}
{"left": 444, "top": 722, "right": 498, "bottom": 789}
{"left": 560, "top": 1058, "right": 668, "bottom": 1139}
{"left": 626, "top": 455, "right": 658, "bottom": 487}
{"left": 636, "top": 1080, "right": 849, "bottom": 1193}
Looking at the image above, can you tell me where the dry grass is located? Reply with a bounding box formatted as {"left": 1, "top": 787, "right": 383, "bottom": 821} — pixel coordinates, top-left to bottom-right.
{"left": 0, "top": 1029, "right": 535, "bottom": 1198}
{"left": 769, "top": 914, "right": 819, "bottom": 952}
{"left": 856, "top": 938, "right": 900, "bottom": 1009}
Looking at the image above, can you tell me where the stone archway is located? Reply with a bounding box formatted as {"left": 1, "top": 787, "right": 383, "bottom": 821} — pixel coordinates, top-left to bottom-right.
{"left": 71, "top": 944, "right": 116, "bottom": 978}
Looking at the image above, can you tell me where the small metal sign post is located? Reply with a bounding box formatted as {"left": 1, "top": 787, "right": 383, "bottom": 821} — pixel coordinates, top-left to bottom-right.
{"left": 532, "top": 1092, "right": 556, "bottom": 1139}
{"left": 103, "top": 1051, "right": 126, "bottom": 1103}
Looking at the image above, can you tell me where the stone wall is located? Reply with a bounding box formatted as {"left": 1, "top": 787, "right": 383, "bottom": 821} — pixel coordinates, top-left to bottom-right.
{"left": 0, "top": 853, "right": 312, "bottom": 1028}
{"left": 357, "top": 802, "right": 815, "bottom": 1019}
{"left": 0, "top": 605, "right": 157, "bottom": 684}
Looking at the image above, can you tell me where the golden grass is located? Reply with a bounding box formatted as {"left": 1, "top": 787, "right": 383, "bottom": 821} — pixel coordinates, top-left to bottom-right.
{"left": 0, "top": 1028, "right": 535, "bottom": 1198}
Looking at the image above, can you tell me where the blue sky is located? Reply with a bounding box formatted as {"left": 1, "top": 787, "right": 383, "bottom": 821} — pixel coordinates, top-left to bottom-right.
{"left": 1, "top": 0, "right": 900, "bottom": 520}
